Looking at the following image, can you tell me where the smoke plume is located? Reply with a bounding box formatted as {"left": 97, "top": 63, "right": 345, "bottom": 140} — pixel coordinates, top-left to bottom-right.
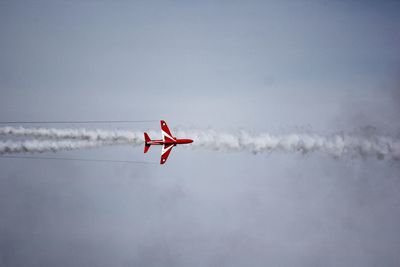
{"left": 0, "top": 126, "right": 143, "bottom": 143}
{"left": 0, "top": 139, "right": 130, "bottom": 155}
{"left": 0, "top": 126, "right": 399, "bottom": 160}
{"left": 177, "top": 129, "right": 400, "bottom": 160}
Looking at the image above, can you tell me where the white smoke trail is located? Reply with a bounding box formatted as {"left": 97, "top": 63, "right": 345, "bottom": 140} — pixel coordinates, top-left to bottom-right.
{"left": 0, "top": 139, "right": 131, "bottom": 155}
{"left": 0, "top": 126, "right": 150, "bottom": 155}
{"left": 0, "top": 126, "right": 144, "bottom": 143}
{"left": 174, "top": 129, "right": 400, "bottom": 160}
{"left": 1, "top": 126, "right": 399, "bottom": 160}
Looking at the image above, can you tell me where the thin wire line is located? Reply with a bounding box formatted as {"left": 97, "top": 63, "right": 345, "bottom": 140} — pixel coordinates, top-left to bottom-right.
{"left": 0, "top": 155, "right": 158, "bottom": 165}
{"left": 0, "top": 120, "right": 158, "bottom": 124}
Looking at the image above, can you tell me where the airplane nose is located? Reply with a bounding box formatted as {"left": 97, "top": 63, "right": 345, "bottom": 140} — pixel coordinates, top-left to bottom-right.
{"left": 189, "top": 139, "right": 193, "bottom": 143}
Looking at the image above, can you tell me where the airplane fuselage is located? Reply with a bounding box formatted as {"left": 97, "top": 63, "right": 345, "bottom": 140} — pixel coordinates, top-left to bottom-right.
{"left": 146, "top": 138, "right": 193, "bottom": 146}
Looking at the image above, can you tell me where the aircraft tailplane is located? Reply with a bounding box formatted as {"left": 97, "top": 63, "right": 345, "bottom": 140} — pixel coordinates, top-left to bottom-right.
{"left": 144, "top": 132, "right": 151, "bottom": 153}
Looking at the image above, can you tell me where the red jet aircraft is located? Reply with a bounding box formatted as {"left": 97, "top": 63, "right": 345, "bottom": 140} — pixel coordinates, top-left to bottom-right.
{"left": 144, "top": 120, "right": 193, "bottom": 164}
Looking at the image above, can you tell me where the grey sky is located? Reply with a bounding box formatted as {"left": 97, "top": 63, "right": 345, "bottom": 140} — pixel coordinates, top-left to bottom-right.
{"left": 0, "top": 1, "right": 400, "bottom": 266}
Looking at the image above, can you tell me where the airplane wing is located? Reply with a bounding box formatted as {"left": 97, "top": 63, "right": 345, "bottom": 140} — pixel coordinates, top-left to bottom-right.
{"left": 160, "top": 144, "right": 174, "bottom": 164}
{"left": 161, "top": 120, "right": 175, "bottom": 143}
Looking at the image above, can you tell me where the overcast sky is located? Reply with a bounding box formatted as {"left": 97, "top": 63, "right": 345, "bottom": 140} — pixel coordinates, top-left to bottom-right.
{"left": 0, "top": 1, "right": 400, "bottom": 266}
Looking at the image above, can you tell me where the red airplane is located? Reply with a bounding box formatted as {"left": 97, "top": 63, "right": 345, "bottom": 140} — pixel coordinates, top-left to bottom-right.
{"left": 144, "top": 120, "right": 193, "bottom": 164}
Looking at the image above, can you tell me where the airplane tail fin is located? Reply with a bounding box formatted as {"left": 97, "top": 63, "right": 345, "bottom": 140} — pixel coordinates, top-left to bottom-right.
{"left": 144, "top": 132, "right": 151, "bottom": 143}
{"left": 144, "top": 132, "right": 151, "bottom": 153}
